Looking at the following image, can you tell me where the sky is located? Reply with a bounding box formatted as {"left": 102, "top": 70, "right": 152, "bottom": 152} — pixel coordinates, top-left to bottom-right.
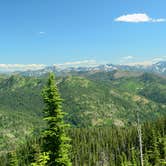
{"left": 0, "top": 0, "right": 166, "bottom": 68}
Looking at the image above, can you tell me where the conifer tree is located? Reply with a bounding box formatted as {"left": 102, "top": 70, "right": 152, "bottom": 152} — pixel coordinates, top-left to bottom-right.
{"left": 42, "top": 73, "right": 71, "bottom": 166}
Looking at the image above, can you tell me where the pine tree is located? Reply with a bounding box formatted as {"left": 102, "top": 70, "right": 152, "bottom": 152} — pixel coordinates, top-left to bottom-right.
{"left": 42, "top": 73, "right": 71, "bottom": 166}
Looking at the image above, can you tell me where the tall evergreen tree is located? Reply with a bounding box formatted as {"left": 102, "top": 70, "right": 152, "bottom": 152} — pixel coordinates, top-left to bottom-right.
{"left": 42, "top": 73, "right": 71, "bottom": 166}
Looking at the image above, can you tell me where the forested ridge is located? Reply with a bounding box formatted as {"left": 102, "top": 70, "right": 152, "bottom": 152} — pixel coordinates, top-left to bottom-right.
{"left": 0, "top": 116, "right": 166, "bottom": 165}
{"left": 0, "top": 71, "right": 165, "bottom": 165}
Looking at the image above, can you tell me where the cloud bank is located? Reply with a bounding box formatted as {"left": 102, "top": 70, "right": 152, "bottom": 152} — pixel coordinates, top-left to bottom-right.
{"left": 53, "top": 60, "right": 98, "bottom": 68}
{"left": 39, "top": 31, "right": 45, "bottom": 34}
{"left": 0, "top": 64, "right": 46, "bottom": 72}
{"left": 0, "top": 60, "right": 99, "bottom": 72}
{"left": 114, "top": 13, "right": 166, "bottom": 23}
{"left": 123, "top": 56, "right": 134, "bottom": 60}
{"left": 124, "top": 56, "right": 166, "bottom": 66}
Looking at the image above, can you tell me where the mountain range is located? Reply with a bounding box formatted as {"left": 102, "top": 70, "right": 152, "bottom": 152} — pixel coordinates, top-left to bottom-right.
{"left": 16, "top": 61, "right": 166, "bottom": 76}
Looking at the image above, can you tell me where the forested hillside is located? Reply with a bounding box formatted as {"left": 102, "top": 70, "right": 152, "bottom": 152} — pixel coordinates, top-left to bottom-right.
{"left": 1, "top": 116, "right": 166, "bottom": 165}
{"left": 0, "top": 71, "right": 165, "bottom": 164}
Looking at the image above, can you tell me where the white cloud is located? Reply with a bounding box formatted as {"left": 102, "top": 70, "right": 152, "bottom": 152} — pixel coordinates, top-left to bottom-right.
{"left": 53, "top": 60, "right": 98, "bottom": 68}
{"left": 114, "top": 13, "right": 166, "bottom": 23}
{"left": 123, "top": 57, "right": 166, "bottom": 66}
{"left": 0, "top": 64, "right": 46, "bottom": 72}
{"left": 152, "top": 57, "right": 166, "bottom": 63}
{"left": 125, "top": 61, "right": 153, "bottom": 66}
{"left": 38, "top": 32, "right": 46, "bottom": 36}
{"left": 152, "top": 18, "right": 166, "bottom": 22}
{"left": 64, "top": 60, "right": 97, "bottom": 66}
{"left": 123, "top": 56, "right": 134, "bottom": 60}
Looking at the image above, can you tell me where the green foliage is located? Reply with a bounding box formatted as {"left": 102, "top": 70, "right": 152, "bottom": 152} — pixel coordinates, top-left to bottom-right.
{"left": 68, "top": 117, "right": 166, "bottom": 165}
{"left": 30, "top": 152, "right": 50, "bottom": 166}
{"left": 8, "top": 151, "right": 19, "bottom": 166}
{"left": 0, "top": 72, "right": 165, "bottom": 129}
{"left": 1, "top": 116, "right": 166, "bottom": 165}
{"left": 0, "top": 71, "right": 165, "bottom": 159}
{"left": 41, "top": 73, "right": 71, "bottom": 166}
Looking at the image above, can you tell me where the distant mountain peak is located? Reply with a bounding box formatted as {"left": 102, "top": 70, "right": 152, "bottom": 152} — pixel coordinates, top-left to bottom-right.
{"left": 0, "top": 60, "right": 166, "bottom": 76}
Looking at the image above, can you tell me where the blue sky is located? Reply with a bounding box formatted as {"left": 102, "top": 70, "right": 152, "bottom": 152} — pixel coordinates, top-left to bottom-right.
{"left": 0, "top": 0, "right": 166, "bottom": 66}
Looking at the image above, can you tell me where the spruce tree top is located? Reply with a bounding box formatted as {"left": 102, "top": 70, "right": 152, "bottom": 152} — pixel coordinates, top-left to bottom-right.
{"left": 42, "top": 73, "right": 71, "bottom": 166}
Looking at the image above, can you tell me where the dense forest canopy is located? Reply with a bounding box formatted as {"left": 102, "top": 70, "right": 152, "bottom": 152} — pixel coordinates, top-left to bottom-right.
{"left": 0, "top": 71, "right": 165, "bottom": 165}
